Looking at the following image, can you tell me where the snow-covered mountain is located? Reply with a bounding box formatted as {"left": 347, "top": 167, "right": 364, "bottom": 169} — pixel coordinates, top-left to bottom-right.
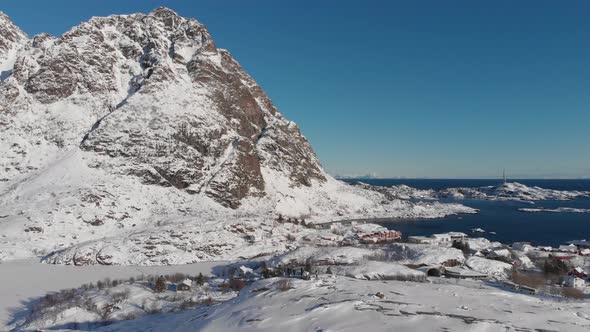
{"left": 0, "top": 8, "right": 474, "bottom": 265}
{"left": 1, "top": 7, "right": 325, "bottom": 206}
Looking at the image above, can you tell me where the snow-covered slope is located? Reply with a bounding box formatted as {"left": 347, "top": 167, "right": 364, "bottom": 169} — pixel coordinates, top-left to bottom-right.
{"left": 88, "top": 276, "right": 590, "bottom": 332}
{"left": 0, "top": 8, "right": 475, "bottom": 265}
{"left": 465, "top": 256, "right": 512, "bottom": 279}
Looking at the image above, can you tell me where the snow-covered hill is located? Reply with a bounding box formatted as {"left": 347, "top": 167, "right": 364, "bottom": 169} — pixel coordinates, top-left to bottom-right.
{"left": 0, "top": 8, "right": 475, "bottom": 265}
{"left": 441, "top": 182, "right": 590, "bottom": 201}
{"left": 73, "top": 276, "right": 590, "bottom": 332}
{"left": 358, "top": 181, "right": 590, "bottom": 202}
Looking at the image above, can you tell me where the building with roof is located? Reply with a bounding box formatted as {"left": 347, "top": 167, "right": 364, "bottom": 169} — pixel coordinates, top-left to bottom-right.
{"left": 408, "top": 232, "right": 468, "bottom": 247}
{"left": 176, "top": 278, "right": 192, "bottom": 292}
{"left": 512, "top": 242, "right": 534, "bottom": 252}
{"left": 569, "top": 267, "right": 588, "bottom": 279}
{"left": 567, "top": 240, "right": 590, "bottom": 250}
{"left": 565, "top": 275, "right": 586, "bottom": 289}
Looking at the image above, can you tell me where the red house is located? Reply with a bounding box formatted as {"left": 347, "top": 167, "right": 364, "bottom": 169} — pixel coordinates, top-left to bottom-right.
{"left": 359, "top": 231, "right": 401, "bottom": 244}
{"left": 569, "top": 267, "right": 588, "bottom": 279}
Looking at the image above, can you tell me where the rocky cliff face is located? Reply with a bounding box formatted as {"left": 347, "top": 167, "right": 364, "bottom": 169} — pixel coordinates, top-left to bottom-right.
{"left": 1, "top": 7, "right": 325, "bottom": 208}
{"left": 0, "top": 12, "right": 27, "bottom": 80}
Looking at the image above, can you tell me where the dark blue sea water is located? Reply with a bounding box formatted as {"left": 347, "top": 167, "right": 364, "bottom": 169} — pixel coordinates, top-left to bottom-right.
{"left": 342, "top": 179, "right": 590, "bottom": 247}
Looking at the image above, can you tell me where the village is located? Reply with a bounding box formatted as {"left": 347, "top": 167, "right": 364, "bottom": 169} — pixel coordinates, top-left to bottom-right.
{"left": 11, "top": 223, "right": 590, "bottom": 330}
{"left": 12, "top": 220, "right": 590, "bottom": 330}
{"left": 157, "top": 220, "right": 590, "bottom": 298}
{"left": 247, "top": 219, "right": 590, "bottom": 297}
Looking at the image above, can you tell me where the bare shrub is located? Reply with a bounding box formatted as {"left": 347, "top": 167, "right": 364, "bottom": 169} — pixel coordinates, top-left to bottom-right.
{"left": 154, "top": 276, "right": 167, "bottom": 293}
{"left": 221, "top": 278, "right": 247, "bottom": 292}
{"left": 97, "top": 279, "right": 106, "bottom": 290}
{"left": 276, "top": 279, "right": 293, "bottom": 291}
{"left": 561, "top": 287, "right": 585, "bottom": 300}
{"left": 251, "top": 286, "right": 270, "bottom": 293}
{"left": 229, "top": 278, "right": 247, "bottom": 291}
{"left": 511, "top": 270, "right": 545, "bottom": 289}
{"left": 111, "top": 289, "right": 130, "bottom": 303}
{"left": 381, "top": 274, "right": 427, "bottom": 282}
{"left": 201, "top": 296, "right": 214, "bottom": 306}
{"left": 100, "top": 303, "right": 115, "bottom": 320}
{"left": 166, "top": 273, "right": 188, "bottom": 283}
{"left": 543, "top": 257, "right": 570, "bottom": 275}
{"left": 195, "top": 273, "right": 207, "bottom": 286}
{"left": 84, "top": 298, "right": 98, "bottom": 313}
{"left": 331, "top": 227, "right": 345, "bottom": 236}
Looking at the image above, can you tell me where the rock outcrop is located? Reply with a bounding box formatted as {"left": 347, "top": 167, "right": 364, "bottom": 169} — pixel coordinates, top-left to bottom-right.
{"left": 0, "top": 11, "right": 27, "bottom": 68}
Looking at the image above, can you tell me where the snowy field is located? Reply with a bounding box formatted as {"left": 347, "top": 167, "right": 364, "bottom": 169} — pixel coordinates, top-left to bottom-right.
{"left": 81, "top": 276, "right": 590, "bottom": 332}
{"left": 0, "top": 259, "right": 221, "bottom": 329}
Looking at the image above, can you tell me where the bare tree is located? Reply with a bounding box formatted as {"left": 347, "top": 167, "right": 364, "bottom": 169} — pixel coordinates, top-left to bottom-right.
{"left": 154, "top": 276, "right": 167, "bottom": 293}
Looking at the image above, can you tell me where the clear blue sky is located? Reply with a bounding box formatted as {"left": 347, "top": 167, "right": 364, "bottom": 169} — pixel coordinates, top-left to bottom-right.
{"left": 2, "top": 0, "right": 589, "bottom": 178}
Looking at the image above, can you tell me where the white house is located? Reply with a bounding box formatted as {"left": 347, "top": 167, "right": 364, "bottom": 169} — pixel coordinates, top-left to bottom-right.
{"left": 237, "top": 265, "right": 255, "bottom": 279}
{"left": 558, "top": 244, "right": 577, "bottom": 253}
{"left": 565, "top": 275, "right": 585, "bottom": 289}
{"left": 407, "top": 236, "right": 437, "bottom": 245}
{"left": 568, "top": 240, "right": 590, "bottom": 250}
{"left": 512, "top": 242, "right": 534, "bottom": 252}
{"left": 448, "top": 232, "right": 468, "bottom": 242}
{"left": 408, "top": 232, "right": 468, "bottom": 246}
{"left": 432, "top": 233, "right": 452, "bottom": 244}
{"left": 176, "top": 278, "right": 192, "bottom": 292}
